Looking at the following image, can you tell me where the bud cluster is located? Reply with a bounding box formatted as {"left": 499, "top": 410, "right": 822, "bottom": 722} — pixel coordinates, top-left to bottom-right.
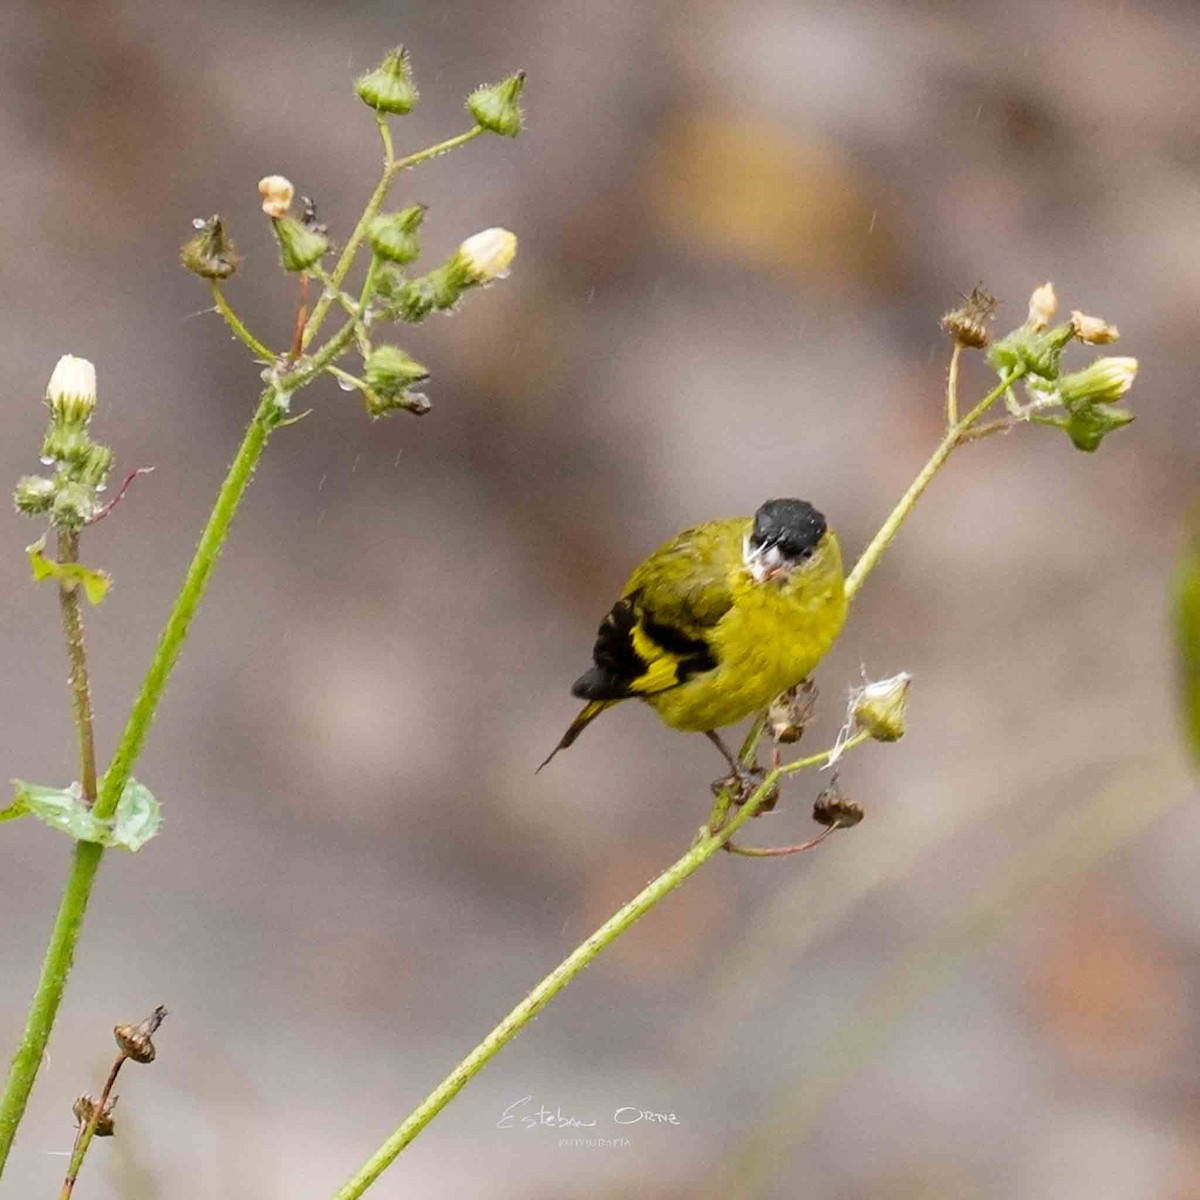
{"left": 178, "top": 45, "right": 524, "bottom": 424}
{"left": 14, "top": 355, "right": 115, "bottom": 528}
{"left": 983, "top": 282, "right": 1140, "bottom": 453}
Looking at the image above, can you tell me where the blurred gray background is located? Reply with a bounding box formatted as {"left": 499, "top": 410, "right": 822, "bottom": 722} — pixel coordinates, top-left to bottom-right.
{"left": 1, "top": 0, "right": 1198, "bottom": 1196}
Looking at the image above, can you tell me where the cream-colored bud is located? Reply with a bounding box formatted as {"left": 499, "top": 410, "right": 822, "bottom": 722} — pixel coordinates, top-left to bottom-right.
{"left": 46, "top": 355, "right": 97, "bottom": 424}
{"left": 1026, "top": 281, "right": 1058, "bottom": 332}
{"left": 1069, "top": 311, "right": 1120, "bottom": 345}
{"left": 1058, "top": 356, "right": 1138, "bottom": 407}
{"left": 851, "top": 671, "right": 911, "bottom": 742}
{"left": 458, "top": 227, "right": 517, "bottom": 282}
{"left": 258, "top": 175, "right": 295, "bottom": 218}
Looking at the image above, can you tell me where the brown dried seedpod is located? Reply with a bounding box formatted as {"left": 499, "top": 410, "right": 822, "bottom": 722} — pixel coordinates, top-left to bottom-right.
{"left": 114, "top": 1005, "right": 167, "bottom": 1064}
{"left": 813, "top": 777, "right": 864, "bottom": 828}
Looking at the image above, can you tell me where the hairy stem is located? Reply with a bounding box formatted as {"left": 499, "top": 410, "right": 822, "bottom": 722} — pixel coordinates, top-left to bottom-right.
{"left": 58, "top": 1054, "right": 124, "bottom": 1200}
{"left": 331, "top": 741, "right": 850, "bottom": 1200}
{"left": 0, "top": 390, "right": 281, "bottom": 1176}
{"left": 211, "top": 283, "right": 275, "bottom": 361}
{"left": 55, "top": 531, "right": 99, "bottom": 806}
{"left": 301, "top": 125, "right": 484, "bottom": 350}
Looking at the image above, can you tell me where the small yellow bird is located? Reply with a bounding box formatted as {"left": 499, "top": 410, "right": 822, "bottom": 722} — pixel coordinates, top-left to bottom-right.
{"left": 540, "top": 498, "right": 847, "bottom": 772}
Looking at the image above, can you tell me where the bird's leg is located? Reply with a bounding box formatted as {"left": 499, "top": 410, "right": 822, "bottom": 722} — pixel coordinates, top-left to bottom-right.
{"left": 706, "top": 730, "right": 775, "bottom": 810}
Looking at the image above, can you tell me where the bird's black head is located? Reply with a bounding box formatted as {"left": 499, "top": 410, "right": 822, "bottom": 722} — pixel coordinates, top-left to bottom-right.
{"left": 750, "top": 498, "right": 827, "bottom": 561}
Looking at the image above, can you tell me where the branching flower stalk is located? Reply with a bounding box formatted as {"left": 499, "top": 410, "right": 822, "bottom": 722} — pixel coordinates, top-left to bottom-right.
{"left": 330, "top": 282, "right": 1142, "bottom": 1199}
{"left": 0, "top": 46, "right": 525, "bottom": 1176}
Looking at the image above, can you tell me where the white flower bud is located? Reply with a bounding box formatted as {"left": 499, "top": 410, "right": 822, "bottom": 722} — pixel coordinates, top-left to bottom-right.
{"left": 1069, "top": 311, "right": 1120, "bottom": 345}
{"left": 258, "top": 175, "right": 295, "bottom": 218}
{"left": 458, "top": 227, "right": 517, "bottom": 283}
{"left": 1026, "top": 281, "right": 1058, "bottom": 332}
{"left": 46, "top": 355, "right": 97, "bottom": 425}
{"left": 851, "top": 672, "right": 911, "bottom": 742}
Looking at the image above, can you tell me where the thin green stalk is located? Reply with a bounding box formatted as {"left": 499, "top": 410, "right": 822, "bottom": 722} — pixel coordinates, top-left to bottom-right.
{"left": 0, "top": 389, "right": 281, "bottom": 1176}
{"left": 211, "top": 283, "right": 275, "bottom": 361}
{"left": 55, "top": 530, "right": 99, "bottom": 806}
{"left": 57, "top": 1053, "right": 124, "bottom": 1200}
{"left": 301, "top": 125, "right": 484, "bottom": 349}
{"left": 845, "top": 368, "right": 1023, "bottom": 601}
{"left": 330, "top": 740, "right": 852, "bottom": 1200}
{"left": 709, "top": 762, "right": 1183, "bottom": 1199}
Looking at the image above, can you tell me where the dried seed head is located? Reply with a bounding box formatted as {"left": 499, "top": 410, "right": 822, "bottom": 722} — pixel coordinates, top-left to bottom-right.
{"left": 73, "top": 1093, "right": 117, "bottom": 1136}
{"left": 114, "top": 1005, "right": 167, "bottom": 1064}
{"left": 1069, "top": 311, "right": 1120, "bottom": 345}
{"left": 940, "top": 285, "right": 997, "bottom": 349}
{"left": 1026, "top": 281, "right": 1058, "bottom": 332}
{"left": 812, "top": 776, "right": 864, "bottom": 829}
{"left": 851, "top": 671, "right": 911, "bottom": 742}
{"left": 258, "top": 175, "right": 295, "bottom": 218}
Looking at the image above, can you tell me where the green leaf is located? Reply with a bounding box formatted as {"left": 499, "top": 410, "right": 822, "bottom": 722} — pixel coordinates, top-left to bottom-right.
{"left": 0, "top": 795, "right": 30, "bottom": 823}
{"left": 7, "top": 778, "right": 162, "bottom": 851}
{"left": 26, "top": 538, "right": 112, "bottom": 605}
{"left": 13, "top": 780, "right": 108, "bottom": 842}
{"left": 1175, "top": 519, "right": 1200, "bottom": 763}
{"left": 110, "top": 779, "right": 162, "bottom": 852}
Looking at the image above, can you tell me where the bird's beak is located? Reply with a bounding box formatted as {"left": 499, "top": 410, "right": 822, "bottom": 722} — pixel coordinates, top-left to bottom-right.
{"left": 746, "top": 541, "right": 789, "bottom": 583}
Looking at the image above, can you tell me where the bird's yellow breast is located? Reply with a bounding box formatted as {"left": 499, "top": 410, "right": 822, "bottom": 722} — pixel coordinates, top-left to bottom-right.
{"left": 645, "top": 533, "right": 846, "bottom": 731}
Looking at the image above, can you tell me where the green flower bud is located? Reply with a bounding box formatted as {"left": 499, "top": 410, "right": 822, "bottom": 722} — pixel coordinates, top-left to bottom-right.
{"left": 1035, "top": 403, "right": 1135, "bottom": 453}
{"left": 851, "top": 671, "right": 911, "bottom": 742}
{"left": 46, "top": 355, "right": 97, "bottom": 426}
{"left": 76, "top": 443, "right": 114, "bottom": 489}
{"left": 271, "top": 216, "right": 330, "bottom": 274}
{"left": 51, "top": 481, "right": 96, "bottom": 529}
{"left": 13, "top": 475, "right": 56, "bottom": 515}
{"left": 986, "top": 326, "right": 1064, "bottom": 382}
{"left": 180, "top": 215, "right": 241, "bottom": 280}
{"left": 367, "top": 205, "right": 426, "bottom": 264}
{"left": 355, "top": 47, "right": 418, "bottom": 115}
{"left": 365, "top": 345, "right": 430, "bottom": 399}
{"left": 1058, "top": 356, "right": 1138, "bottom": 410}
{"left": 467, "top": 71, "right": 526, "bottom": 137}
{"left": 41, "top": 426, "right": 90, "bottom": 466}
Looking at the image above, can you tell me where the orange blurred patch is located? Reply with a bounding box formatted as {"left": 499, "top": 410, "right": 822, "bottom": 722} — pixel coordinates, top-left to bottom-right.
{"left": 1024, "top": 886, "right": 1185, "bottom": 1081}
{"left": 646, "top": 110, "right": 894, "bottom": 283}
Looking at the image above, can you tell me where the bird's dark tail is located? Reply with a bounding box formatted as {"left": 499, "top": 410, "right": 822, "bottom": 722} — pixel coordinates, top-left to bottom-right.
{"left": 536, "top": 700, "right": 615, "bottom": 772}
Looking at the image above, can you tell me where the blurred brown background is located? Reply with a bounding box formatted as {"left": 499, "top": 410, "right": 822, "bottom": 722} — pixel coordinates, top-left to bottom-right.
{"left": 1, "top": 1, "right": 1198, "bottom": 1196}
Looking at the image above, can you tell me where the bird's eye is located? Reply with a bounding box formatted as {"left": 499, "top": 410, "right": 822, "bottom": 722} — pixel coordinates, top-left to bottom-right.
{"left": 800, "top": 547, "right": 814, "bottom": 560}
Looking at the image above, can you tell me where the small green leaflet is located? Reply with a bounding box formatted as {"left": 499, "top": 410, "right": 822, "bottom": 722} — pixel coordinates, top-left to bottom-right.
{"left": 26, "top": 536, "right": 112, "bottom": 605}
{"left": 6, "top": 779, "right": 161, "bottom": 851}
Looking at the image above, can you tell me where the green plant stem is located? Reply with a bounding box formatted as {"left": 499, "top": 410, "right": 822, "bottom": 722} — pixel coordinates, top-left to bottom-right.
{"left": 330, "top": 740, "right": 853, "bottom": 1200}
{"left": 709, "top": 762, "right": 1183, "bottom": 1199}
{"left": 57, "top": 1053, "right": 124, "bottom": 1200}
{"left": 211, "top": 283, "right": 275, "bottom": 361}
{"left": 945, "top": 342, "right": 962, "bottom": 427}
{"left": 55, "top": 530, "right": 98, "bottom": 806}
{"left": 0, "top": 390, "right": 281, "bottom": 1177}
{"left": 301, "top": 125, "right": 484, "bottom": 350}
{"left": 845, "top": 369, "right": 1022, "bottom": 600}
